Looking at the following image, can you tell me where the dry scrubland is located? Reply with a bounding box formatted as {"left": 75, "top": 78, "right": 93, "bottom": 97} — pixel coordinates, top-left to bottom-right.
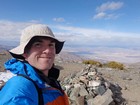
{"left": 0, "top": 51, "right": 140, "bottom": 104}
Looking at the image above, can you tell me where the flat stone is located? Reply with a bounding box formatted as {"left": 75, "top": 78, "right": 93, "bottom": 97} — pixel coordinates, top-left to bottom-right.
{"left": 94, "top": 85, "right": 106, "bottom": 95}
{"left": 88, "top": 80, "right": 101, "bottom": 87}
{"left": 79, "top": 85, "right": 89, "bottom": 96}
{"left": 87, "top": 89, "right": 113, "bottom": 105}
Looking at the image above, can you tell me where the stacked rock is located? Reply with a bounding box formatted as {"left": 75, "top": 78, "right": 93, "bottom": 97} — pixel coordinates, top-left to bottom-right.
{"left": 60, "top": 65, "right": 126, "bottom": 105}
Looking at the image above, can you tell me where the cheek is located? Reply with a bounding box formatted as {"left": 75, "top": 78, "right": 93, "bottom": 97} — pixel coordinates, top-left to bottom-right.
{"left": 24, "top": 51, "right": 37, "bottom": 61}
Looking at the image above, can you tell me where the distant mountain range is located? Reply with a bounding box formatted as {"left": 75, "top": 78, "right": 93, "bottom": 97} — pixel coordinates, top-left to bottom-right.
{"left": 0, "top": 44, "right": 140, "bottom": 64}
{"left": 0, "top": 45, "right": 14, "bottom": 51}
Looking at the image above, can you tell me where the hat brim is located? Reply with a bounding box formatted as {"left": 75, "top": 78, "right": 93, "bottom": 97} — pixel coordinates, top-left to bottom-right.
{"left": 9, "top": 36, "right": 65, "bottom": 59}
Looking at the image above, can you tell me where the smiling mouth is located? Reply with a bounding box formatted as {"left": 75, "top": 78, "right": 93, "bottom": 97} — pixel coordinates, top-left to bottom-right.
{"left": 41, "top": 57, "right": 51, "bottom": 58}
{"left": 38, "top": 54, "right": 53, "bottom": 60}
{"left": 40, "top": 56, "right": 52, "bottom": 60}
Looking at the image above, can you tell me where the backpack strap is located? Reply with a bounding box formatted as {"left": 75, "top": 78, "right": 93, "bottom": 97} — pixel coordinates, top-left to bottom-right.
{"left": 17, "top": 74, "right": 44, "bottom": 105}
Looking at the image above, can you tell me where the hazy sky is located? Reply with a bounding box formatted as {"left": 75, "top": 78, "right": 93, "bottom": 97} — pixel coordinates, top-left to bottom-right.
{"left": 0, "top": 0, "right": 140, "bottom": 48}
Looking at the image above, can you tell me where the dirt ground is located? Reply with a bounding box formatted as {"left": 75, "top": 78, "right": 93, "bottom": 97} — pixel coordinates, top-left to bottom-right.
{"left": 58, "top": 62, "right": 140, "bottom": 105}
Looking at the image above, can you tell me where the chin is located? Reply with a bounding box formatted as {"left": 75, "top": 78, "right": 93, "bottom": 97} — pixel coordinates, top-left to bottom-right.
{"left": 40, "top": 66, "right": 51, "bottom": 71}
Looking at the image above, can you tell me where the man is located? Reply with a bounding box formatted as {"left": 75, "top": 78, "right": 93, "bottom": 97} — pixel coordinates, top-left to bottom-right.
{"left": 0, "top": 24, "right": 69, "bottom": 105}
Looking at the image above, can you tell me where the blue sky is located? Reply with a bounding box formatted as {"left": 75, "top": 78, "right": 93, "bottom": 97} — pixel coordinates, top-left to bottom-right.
{"left": 0, "top": 0, "right": 140, "bottom": 49}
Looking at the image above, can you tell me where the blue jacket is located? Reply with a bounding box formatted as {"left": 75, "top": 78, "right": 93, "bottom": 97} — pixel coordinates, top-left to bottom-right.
{"left": 0, "top": 58, "right": 69, "bottom": 105}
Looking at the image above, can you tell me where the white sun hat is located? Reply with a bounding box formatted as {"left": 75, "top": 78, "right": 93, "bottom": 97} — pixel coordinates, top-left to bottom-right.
{"left": 10, "top": 24, "right": 64, "bottom": 59}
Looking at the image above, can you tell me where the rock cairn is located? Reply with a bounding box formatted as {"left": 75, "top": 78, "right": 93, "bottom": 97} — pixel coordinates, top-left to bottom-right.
{"left": 60, "top": 65, "right": 126, "bottom": 105}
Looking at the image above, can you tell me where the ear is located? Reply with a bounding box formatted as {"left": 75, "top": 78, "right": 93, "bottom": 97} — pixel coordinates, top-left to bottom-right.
{"left": 22, "top": 53, "right": 28, "bottom": 58}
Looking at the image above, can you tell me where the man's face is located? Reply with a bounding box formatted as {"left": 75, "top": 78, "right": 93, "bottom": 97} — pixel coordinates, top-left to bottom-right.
{"left": 23, "top": 37, "right": 56, "bottom": 75}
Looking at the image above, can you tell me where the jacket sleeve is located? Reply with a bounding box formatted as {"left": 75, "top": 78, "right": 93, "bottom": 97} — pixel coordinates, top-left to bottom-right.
{"left": 0, "top": 76, "right": 38, "bottom": 105}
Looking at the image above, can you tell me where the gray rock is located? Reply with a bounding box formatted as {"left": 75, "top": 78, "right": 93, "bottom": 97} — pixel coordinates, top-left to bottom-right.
{"left": 87, "top": 89, "right": 113, "bottom": 105}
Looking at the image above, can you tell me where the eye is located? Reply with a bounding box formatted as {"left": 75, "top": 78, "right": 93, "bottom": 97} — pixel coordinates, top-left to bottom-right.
{"left": 49, "top": 43, "right": 55, "bottom": 48}
{"left": 33, "top": 42, "right": 42, "bottom": 48}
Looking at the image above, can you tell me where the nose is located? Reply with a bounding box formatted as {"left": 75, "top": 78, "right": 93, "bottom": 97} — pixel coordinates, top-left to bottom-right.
{"left": 43, "top": 47, "right": 51, "bottom": 53}
{"left": 43, "top": 46, "right": 54, "bottom": 54}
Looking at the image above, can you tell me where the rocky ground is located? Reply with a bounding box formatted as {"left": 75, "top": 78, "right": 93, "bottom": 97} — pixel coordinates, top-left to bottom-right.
{"left": 57, "top": 62, "right": 140, "bottom": 105}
